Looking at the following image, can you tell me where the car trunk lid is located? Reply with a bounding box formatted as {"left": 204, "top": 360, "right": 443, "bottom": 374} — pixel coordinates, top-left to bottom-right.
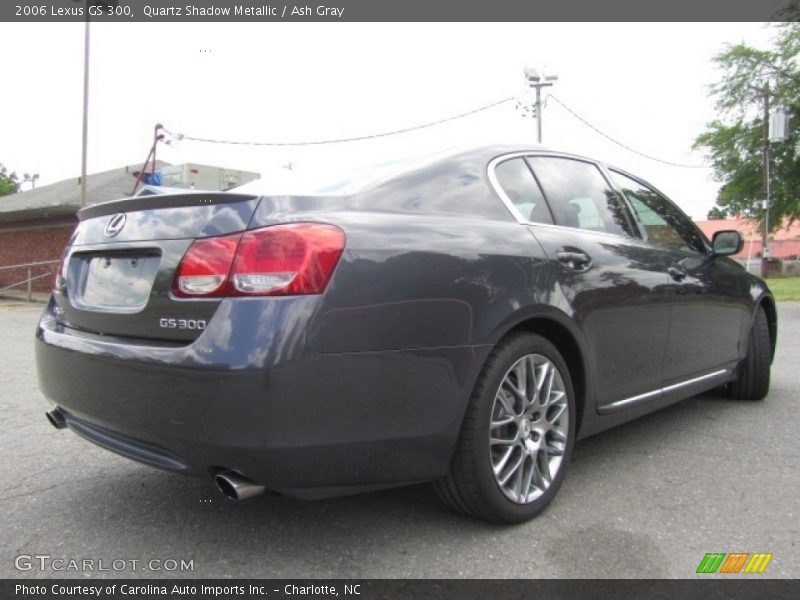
{"left": 53, "top": 192, "right": 261, "bottom": 343}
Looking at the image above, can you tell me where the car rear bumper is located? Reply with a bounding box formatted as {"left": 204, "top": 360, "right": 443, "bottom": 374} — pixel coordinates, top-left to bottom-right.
{"left": 36, "top": 298, "right": 489, "bottom": 499}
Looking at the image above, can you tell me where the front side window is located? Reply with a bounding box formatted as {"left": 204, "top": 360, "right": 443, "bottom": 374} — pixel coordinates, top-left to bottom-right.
{"left": 610, "top": 170, "right": 707, "bottom": 253}
{"left": 527, "top": 157, "right": 633, "bottom": 237}
{"left": 493, "top": 158, "right": 554, "bottom": 225}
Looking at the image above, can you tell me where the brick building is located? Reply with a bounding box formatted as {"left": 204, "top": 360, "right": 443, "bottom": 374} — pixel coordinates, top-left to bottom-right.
{"left": 695, "top": 218, "right": 800, "bottom": 259}
{"left": 0, "top": 162, "right": 169, "bottom": 294}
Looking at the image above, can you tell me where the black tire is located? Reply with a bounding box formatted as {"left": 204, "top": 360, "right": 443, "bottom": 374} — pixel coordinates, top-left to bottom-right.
{"left": 435, "top": 332, "right": 576, "bottom": 523}
{"left": 727, "top": 306, "right": 771, "bottom": 401}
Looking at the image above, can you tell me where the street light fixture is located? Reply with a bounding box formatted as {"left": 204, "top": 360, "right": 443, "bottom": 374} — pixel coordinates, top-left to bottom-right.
{"left": 523, "top": 67, "right": 558, "bottom": 143}
{"left": 22, "top": 173, "right": 40, "bottom": 190}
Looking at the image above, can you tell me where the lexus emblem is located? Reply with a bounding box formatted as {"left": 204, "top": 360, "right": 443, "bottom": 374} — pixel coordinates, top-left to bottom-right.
{"left": 104, "top": 213, "right": 126, "bottom": 237}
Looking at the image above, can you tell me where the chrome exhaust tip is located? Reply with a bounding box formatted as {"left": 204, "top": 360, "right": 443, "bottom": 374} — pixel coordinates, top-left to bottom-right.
{"left": 45, "top": 407, "right": 67, "bottom": 430}
{"left": 214, "top": 471, "right": 266, "bottom": 501}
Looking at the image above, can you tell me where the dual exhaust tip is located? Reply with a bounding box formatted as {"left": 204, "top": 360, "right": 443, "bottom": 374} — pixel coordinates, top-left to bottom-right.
{"left": 46, "top": 408, "right": 264, "bottom": 501}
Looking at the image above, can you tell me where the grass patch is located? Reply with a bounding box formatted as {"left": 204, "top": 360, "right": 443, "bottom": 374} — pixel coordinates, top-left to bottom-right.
{"left": 765, "top": 276, "right": 800, "bottom": 301}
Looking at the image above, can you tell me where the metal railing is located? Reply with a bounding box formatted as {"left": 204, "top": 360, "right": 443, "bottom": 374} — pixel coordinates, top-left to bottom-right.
{"left": 0, "top": 259, "right": 60, "bottom": 302}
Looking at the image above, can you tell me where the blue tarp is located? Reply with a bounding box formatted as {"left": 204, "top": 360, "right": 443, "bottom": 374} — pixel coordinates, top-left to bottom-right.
{"left": 141, "top": 171, "right": 162, "bottom": 186}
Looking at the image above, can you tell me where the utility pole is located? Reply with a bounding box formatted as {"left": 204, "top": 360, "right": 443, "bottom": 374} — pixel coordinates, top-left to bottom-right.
{"left": 80, "top": 5, "right": 90, "bottom": 207}
{"left": 523, "top": 67, "right": 558, "bottom": 143}
{"left": 761, "top": 84, "right": 771, "bottom": 279}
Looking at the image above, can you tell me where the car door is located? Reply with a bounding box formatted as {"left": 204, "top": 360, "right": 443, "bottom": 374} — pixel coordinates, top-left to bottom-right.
{"left": 491, "top": 154, "right": 672, "bottom": 411}
{"left": 607, "top": 169, "right": 750, "bottom": 383}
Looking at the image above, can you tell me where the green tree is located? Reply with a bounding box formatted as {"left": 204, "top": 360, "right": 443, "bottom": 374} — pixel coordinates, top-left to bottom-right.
{"left": 707, "top": 206, "right": 730, "bottom": 220}
{"left": 0, "top": 163, "right": 18, "bottom": 197}
{"left": 693, "top": 23, "right": 800, "bottom": 229}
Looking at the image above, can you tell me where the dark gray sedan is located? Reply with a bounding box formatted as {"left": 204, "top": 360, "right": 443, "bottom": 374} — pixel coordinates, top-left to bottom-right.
{"left": 36, "top": 145, "right": 776, "bottom": 522}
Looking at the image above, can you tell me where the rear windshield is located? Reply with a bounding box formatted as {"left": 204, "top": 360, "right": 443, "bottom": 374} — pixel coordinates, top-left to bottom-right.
{"left": 228, "top": 145, "right": 475, "bottom": 197}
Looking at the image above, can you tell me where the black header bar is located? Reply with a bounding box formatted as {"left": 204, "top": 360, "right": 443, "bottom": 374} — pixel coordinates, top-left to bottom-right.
{"left": 4, "top": 579, "right": 800, "bottom": 600}
{"left": 1, "top": 0, "right": 796, "bottom": 23}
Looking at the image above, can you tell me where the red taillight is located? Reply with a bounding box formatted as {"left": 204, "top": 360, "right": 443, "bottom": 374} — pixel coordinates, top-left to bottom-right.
{"left": 54, "top": 247, "right": 70, "bottom": 291}
{"left": 54, "top": 263, "right": 63, "bottom": 291}
{"left": 173, "top": 223, "right": 345, "bottom": 298}
{"left": 173, "top": 234, "right": 240, "bottom": 297}
{"left": 231, "top": 224, "right": 345, "bottom": 295}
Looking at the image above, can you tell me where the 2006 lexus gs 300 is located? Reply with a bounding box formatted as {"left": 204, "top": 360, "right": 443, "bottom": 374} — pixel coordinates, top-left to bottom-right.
{"left": 36, "top": 146, "right": 776, "bottom": 522}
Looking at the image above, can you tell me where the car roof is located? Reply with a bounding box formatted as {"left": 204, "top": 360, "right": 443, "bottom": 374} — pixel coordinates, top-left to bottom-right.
{"left": 229, "top": 143, "right": 575, "bottom": 197}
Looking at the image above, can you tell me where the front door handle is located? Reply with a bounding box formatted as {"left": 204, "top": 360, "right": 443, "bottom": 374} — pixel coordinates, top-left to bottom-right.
{"left": 667, "top": 266, "right": 687, "bottom": 282}
{"left": 556, "top": 247, "right": 592, "bottom": 271}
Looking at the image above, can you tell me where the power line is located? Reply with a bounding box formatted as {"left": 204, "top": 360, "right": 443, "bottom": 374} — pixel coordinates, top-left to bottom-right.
{"left": 163, "top": 97, "right": 515, "bottom": 147}
{"left": 162, "top": 93, "right": 714, "bottom": 171}
{"left": 546, "top": 95, "right": 711, "bottom": 169}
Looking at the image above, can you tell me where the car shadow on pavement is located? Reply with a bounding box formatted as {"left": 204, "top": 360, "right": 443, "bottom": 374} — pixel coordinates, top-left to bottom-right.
{"left": 11, "top": 389, "right": 775, "bottom": 578}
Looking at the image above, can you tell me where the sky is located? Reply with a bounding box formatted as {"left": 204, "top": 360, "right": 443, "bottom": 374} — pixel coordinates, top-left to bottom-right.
{"left": 0, "top": 22, "right": 779, "bottom": 219}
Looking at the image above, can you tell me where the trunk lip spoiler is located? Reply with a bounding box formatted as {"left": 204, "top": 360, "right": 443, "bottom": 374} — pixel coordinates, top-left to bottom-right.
{"left": 78, "top": 192, "right": 261, "bottom": 221}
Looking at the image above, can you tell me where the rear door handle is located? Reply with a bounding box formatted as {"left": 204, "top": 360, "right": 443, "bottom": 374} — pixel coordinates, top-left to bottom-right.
{"left": 667, "top": 267, "right": 686, "bottom": 282}
{"left": 556, "top": 248, "right": 592, "bottom": 271}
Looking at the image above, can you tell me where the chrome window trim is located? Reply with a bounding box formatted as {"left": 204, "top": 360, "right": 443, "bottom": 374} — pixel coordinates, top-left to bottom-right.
{"left": 603, "top": 165, "right": 713, "bottom": 254}
{"left": 487, "top": 152, "right": 539, "bottom": 224}
{"left": 487, "top": 151, "right": 637, "bottom": 242}
{"left": 522, "top": 218, "right": 642, "bottom": 241}
{"left": 597, "top": 368, "right": 731, "bottom": 414}
{"left": 595, "top": 162, "right": 648, "bottom": 241}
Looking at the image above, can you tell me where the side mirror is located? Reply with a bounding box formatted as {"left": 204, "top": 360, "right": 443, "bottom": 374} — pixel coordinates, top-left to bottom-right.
{"left": 711, "top": 230, "right": 744, "bottom": 256}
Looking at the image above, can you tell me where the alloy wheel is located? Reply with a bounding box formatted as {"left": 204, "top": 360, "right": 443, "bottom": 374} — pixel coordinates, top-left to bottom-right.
{"left": 489, "top": 353, "right": 569, "bottom": 504}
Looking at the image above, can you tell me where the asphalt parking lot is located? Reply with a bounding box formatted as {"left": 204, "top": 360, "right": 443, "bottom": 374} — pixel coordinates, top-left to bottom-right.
{"left": 1, "top": 300, "right": 797, "bottom": 579}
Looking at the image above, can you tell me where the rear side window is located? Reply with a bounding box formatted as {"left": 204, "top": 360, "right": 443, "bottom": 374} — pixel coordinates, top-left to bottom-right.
{"left": 610, "top": 170, "right": 707, "bottom": 253}
{"left": 527, "top": 157, "right": 633, "bottom": 237}
{"left": 493, "top": 158, "right": 554, "bottom": 225}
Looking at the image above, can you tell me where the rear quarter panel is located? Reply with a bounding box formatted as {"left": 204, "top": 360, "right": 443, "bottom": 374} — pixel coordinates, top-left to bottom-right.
{"left": 237, "top": 154, "right": 594, "bottom": 472}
